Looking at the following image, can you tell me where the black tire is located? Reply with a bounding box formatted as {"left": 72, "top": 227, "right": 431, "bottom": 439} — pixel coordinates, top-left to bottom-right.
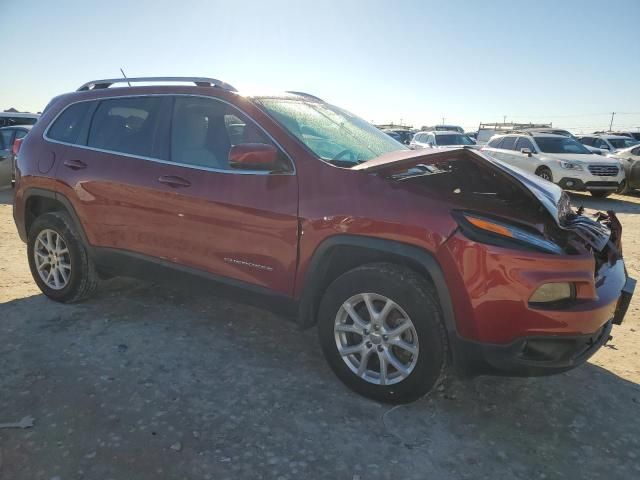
{"left": 318, "top": 263, "right": 447, "bottom": 404}
{"left": 590, "top": 191, "right": 612, "bottom": 198}
{"left": 535, "top": 167, "right": 553, "bottom": 183}
{"left": 27, "top": 211, "right": 98, "bottom": 303}
{"left": 617, "top": 180, "right": 630, "bottom": 195}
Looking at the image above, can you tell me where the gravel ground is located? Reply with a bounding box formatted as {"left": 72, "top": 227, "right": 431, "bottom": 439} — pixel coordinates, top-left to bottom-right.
{"left": 1, "top": 187, "right": 639, "bottom": 480}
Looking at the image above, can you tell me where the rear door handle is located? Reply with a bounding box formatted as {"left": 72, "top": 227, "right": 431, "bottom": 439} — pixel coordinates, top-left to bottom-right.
{"left": 158, "top": 175, "right": 191, "bottom": 188}
{"left": 63, "top": 159, "right": 87, "bottom": 170}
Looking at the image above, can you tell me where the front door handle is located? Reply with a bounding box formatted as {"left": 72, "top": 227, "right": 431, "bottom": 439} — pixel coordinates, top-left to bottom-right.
{"left": 64, "top": 159, "right": 87, "bottom": 170}
{"left": 158, "top": 175, "right": 191, "bottom": 188}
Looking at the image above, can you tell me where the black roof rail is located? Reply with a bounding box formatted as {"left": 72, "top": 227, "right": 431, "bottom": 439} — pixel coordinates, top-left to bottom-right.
{"left": 77, "top": 77, "right": 237, "bottom": 92}
{"left": 285, "top": 91, "right": 325, "bottom": 102}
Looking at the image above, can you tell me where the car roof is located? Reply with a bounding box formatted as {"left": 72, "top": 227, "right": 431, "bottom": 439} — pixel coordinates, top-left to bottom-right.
{"left": 433, "top": 130, "right": 464, "bottom": 135}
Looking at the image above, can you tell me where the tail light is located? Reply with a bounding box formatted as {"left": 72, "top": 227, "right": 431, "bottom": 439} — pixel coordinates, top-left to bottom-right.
{"left": 12, "top": 138, "right": 23, "bottom": 156}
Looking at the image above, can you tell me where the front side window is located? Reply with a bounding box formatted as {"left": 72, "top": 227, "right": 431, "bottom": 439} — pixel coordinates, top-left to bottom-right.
{"left": 515, "top": 137, "right": 535, "bottom": 152}
{"left": 434, "top": 134, "right": 474, "bottom": 146}
{"left": 535, "top": 137, "right": 591, "bottom": 154}
{"left": 48, "top": 102, "right": 95, "bottom": 145}
{"left": 593, "top": 138, "right": 609, "bottom": 149}
{"left": 500, "top": 136, "right": 517, "bottom": 150}
{"left": 88, "top": 97, "right": 168, "bottom": 158}
{"left": 171, "top": 96, "right": 287, "bottom": 171}
{"left": 254, "top": 97, "right": 406, "bottom": 167}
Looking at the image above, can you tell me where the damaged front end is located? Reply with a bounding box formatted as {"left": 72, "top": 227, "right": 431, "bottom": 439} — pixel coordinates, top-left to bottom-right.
{"left": 355, "top": 147, "right": 635, "bottom": 326}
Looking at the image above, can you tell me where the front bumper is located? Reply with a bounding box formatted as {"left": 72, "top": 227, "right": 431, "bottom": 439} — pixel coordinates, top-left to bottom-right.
{"left": 558, "top": 177, "right": 623, "bottom": 192}
{"left": 438, "top": 230, "right": 634, "bottom": 376}
{"left": 454, "top": 320, "right": 613, "bottom": 376}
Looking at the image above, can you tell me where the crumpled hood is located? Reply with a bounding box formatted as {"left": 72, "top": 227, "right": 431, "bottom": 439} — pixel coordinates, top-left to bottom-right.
{"left": 355, "top": 147, "right": 611, "bottom": 251}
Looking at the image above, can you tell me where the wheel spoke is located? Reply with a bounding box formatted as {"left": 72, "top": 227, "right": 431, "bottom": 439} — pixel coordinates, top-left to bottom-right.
{"left": 386, "top": 320, "right": 412, "bottom": 338}
{"left": 378, "top": 350, "right": 388, "bottom": 385}
{"left": 55, "top": 234, "right": 61, "bottom": 252}
{"left": 57, "top": 247, "right": 69, "bottom": 255}
{"left": 58, "top": 261, "right": 71, "bottom": 270}
{"left": 335, "top": 323, "right": 364, "bottom": 335}
{"left": 389, "top": 338, "right": 418, "bottom": 356}
{"left": 52, "top": 268, "right": 61, "bottom": 288}
{"left": 385, "top": 350, "right": 410, "bottom": 377}
{"left": 378, "top": 299, "right": 394, "bottom": 324}
{"left": 362, "top": 293, "right": 377, "bottom": 321}
{"left": 59, "top": 267, "right": 69, "bottom": 284}
{"left": 338, "top": 343, "right": 364, "bottom": 357}
{"left": 343, "top": 302, "right": 368, "bottom": 330}
{"left": 45, "top": 230, "right": 53, "bottom": 251}
{"left": 357, "top": 348, "right": 373, "bottom": 377}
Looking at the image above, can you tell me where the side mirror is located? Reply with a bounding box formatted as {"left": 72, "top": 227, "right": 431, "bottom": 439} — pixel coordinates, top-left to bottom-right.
{"left": 229, "top": 143, "right": 280, "bottom": 171}
{"left": 427, "top": 142, "right": 434, "bottom": 148}
{"left": 520, "top": 148, "right": 533, "bottom": 157}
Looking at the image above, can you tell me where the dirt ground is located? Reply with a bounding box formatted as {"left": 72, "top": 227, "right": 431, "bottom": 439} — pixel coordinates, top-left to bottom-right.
{"left": 1, "top": 187, "right": 639, "bottom": 480}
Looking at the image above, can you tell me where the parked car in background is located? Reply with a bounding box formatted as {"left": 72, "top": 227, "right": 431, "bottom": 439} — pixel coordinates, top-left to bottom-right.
{"left": 423, "top": 124, "right": 464, "bottom": 134}
{"left": 482, "top": 132, "right": 624, "bottom": 197}
{"left": 410, "top": 130, "right": 476, "bottom": 149}
{"left": 577, "top": 134, "right": 639, "bottom": 154}
{"left": 382, "top": 129, "right": 414, "bottom": 145}
{"left": 12, "top": 76, "right": 635, "bottom": 404}
{"left": 0, "top": 125, "right": 31, "bottom": 187}
{"left": 593, "top": 130, "right": 640, "bottom": 142}
{"left": 475, "top": 122, "right": 552, "bottom": 145}
{"left": 0, "top": 112, "right": 40, "bottom": 128}
{"left": 607, "top": 144, "right": 640, "bottom": 194}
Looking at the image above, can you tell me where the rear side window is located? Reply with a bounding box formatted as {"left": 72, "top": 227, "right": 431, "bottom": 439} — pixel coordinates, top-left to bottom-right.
{"left": 579, "top": 137, "right": 593, "bottom": 146}
{"left": 47, "top": 102, "right": 94, "bottom": 144}
{"left": 0, "top": 130, "right": 13, "bottom": 150}
{"left": 500, "top": 136, "right": 517, "bottom": 150}
{"left": 88, "top": 97, "right": 169, "bottom": 159}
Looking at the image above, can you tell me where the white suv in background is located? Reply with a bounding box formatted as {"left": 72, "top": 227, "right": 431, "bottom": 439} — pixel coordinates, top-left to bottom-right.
{"left": 577, "top": 134, "right": 639, "bottom": 154}
{"left": 410, "top": 130, "right": 476, "bottom": 149}
{"left": 481, "top": 132, "right": 625, "bottom": 198}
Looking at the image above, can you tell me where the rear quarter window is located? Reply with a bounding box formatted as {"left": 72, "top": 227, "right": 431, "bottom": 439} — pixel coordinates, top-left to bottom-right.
{"left": 47, "top": 102, "right": 94, "bottom": 144}
{"left": 487, "top": 137, "right": 503, "bottom": 148}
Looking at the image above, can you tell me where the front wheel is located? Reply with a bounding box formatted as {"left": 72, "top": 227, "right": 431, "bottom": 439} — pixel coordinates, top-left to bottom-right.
{"left": 535, "top": 167, "right": 553, "bottom": 183}
{"left": 27, "top": 212, "right": 98, "bottom": 303}
{"left": 318, "top": 263, "right": 447, "bottom": 404}
{"left": 590, "top": 191, "right": 612, "bottom": 198}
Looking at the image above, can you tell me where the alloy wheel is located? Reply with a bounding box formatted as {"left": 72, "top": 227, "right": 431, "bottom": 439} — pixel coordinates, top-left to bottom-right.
{"left": 33, "top": 229, "right": 71, "bottom": 290}
{"left": 334, "top": 293, "right": 419, "bottom": 386}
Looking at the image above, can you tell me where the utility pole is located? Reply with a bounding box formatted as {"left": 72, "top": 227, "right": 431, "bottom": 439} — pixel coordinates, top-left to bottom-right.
{"left": 503, "top": 115, "right": 507, "bottom": 124}
{"left": 609, "top": 112, "right": 615, "bottom": 131}
{"left": 442, "top": 117, "right": 445, "bottom": 125}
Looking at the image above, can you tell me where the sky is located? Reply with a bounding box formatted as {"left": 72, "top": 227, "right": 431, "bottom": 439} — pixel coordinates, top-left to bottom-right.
{"left": 2, "top": 0, "right": 639, "bottom": 133}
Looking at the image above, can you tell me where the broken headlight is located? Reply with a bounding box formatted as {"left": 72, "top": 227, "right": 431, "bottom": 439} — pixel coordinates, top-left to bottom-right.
{"left": 455, "top": 212, "right": 564, "bottom": 254}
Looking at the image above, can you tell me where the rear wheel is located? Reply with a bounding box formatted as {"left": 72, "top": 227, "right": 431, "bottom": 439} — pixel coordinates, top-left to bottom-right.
{"left": 27, "top": 212, "right": 98, "bottom": 303}
{"left": 535, "top": 167, "right": 553, "bottom": 182}
{"left": 318, "top": 263, "right": 447, "bottom": 404}
{"left": 590, "top": 191, "right": 612, "bottom": 198}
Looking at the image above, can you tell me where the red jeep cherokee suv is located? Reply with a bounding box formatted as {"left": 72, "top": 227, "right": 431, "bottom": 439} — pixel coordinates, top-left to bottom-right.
{"left": 13, "top": 77, "right": 635, "bottom": 403}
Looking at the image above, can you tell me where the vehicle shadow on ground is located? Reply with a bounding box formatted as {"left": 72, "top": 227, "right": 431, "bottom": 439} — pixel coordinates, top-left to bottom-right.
{"left": 1, "top": 278, "right": 639, "bottom": 479}
{"left": 570, "top": 191, "right": 640, "bottom": 214}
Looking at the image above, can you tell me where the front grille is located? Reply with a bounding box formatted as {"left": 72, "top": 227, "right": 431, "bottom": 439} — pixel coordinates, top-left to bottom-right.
{"left": 588, "top": 164, "right": 619, "bottom": 176}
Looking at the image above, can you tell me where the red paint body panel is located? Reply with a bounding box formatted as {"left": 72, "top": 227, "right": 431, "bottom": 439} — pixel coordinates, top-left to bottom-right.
{"left": 12, "top": 83, "right": 629, "bottom": 356}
